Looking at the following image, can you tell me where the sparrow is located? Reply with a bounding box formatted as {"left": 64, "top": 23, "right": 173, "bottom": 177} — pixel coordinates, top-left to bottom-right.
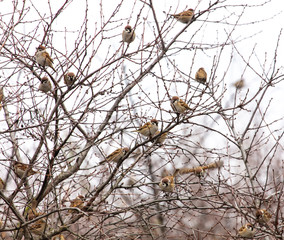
{"left": 256, "top": 209, "right": 271, "bottom": 224}
{"left": 64, "top": 72, "right": 76, "bottom": 87}
{"left": 29, "top": 219, "right": 46, "bottom": 235}
{"left": 238, "top": 223, "right": 256, "bottom": 238}
{"left": 106, "top": 147, "right": 129, "bottom": 162}
{"left": 52, "top": 234, "right": 65, "bottom": 240}
{"left": 234, "top": 79, "right": 245, "bottom": 89}
{"left": 38, "top": 76, "right": 52, "bottom": 93}
{"left": 171, "top": 96, "right": 191, "bottom": 114}
{"left": 159, "top": 169, "right": 179, "bottom": 192}
{"left": 69, "top": 195, "right": 85, "bottom": 213}
{"left": 133, "top": 119, "right": 159, "bottom": 138}
{"left": 0, "top": 87, "right": 3, "bottom": 110}
{"left": 122, "top": 25, "right": 136, "bottom": 43}
{"left": 195, "top": 67, "right": 207, "bottom": 84}
{"left": 0, "top": 177, "right": 4, "bottom": 190}
{"left": 178, "top": 160, "right": 223, "bottom": 177}
{"left": 12, "top": 161, "right": 38, "bottom": 178}
{"left": 169, "top": 9, "right": 194, "bottom": 24}
{"left": 0, "top": 220, "right": 6, "bottom": 238}
{"left": 35, "top": 45, "right": 56, "bottom": 71}
{"left": 152, "top": 130, "right": 168, "bottom": 144}
{"left": 100, "top": 147, "right": 129, "bottom": 164}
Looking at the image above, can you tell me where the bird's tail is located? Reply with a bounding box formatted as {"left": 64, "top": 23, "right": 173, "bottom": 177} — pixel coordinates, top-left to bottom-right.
{"left": 177, "top": 160, "right": 223, "bottom": 175}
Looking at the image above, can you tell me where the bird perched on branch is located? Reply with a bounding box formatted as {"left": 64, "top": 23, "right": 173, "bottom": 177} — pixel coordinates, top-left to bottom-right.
{"left": 169, "top": 9, "right": 194, "bottom": 24}
{"left": 238, "top": 223, "right": 255, "bottom": 238}
{"left": 38, "top": 76, "right": 52, "bottom": 93}
{"left": 64, "top": 72, "right": 76, "bottom": 87}
{"left": 171, "top": 96, "right": 191, "bottom": 114}
{"left": 178, "top": 160, "right": 223, "bottom": 177}
{"left": 233, "top": 79, "right": 245, "bottom": 89}
{"left": 195, "top": 67, "right": 207, "bottom": 84}
{"left": 69, "top": 195, "right": 85, "bottom": 213}
{"left": 12, "top": 162, "right": 38, "bottom": 178}
{"left": 0, "top": 220, "right": 6, "bottom": 238}
{"left": 256, "top": 209, "right": 271, "bottom": 224}
{"left": 159, "top": 169, "right": 179, "bottom": 192}
{"left": 133, "top": 119, "right": 159, "bottom": 138}
{"left": 151, "top": 130, "right": 168, "bottom": 144}
{"left": 29, "top": 219, "right": 47, "bottom": 235}
{"left": 17, "top": 218, "right": 46, "bottom": 236}
{"left": 122, "top": 25, "right": 136, "bottom": 43}
{"left": 35, "top": 45, "right": 56, "bottom": 72}
{"left": 100, "top": 147, "right": 129, "bottom": 164}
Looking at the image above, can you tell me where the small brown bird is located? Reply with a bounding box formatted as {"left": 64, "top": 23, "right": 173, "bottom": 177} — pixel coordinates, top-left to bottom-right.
{"left": 12, "top": 162, "right": 38, "bottom": 178}
{"left": 234, "top": 79, "right": 245, "bottom": 89}
{"left": 35, "top": 45, "right": 56, "bottom": 71}
{"left": 238, "top": 223, "right": 255, "bottom": 238}
{"left": 29, "top": 219, "right": 46, "bottom": 235}
{"left": 64, "top": 72, "right": 76, "bottom": 87}
{"left": 171, "top": 96, "right": 191, "bottom": 114}
{"left": 38, "top": 76, "right": 52, "bottom": 93}
{"left": 152, "top": 131, "right": 168, "bottom": 144}
{"left": 256, "top": 209, "right": 271, "bottom": 224}
{"left": 0, "top": 220, "right": 6, "bottom": 238}
{"left": 133, "top": 119, "right": 159, "bottom": 138}
{"left": 0, "top": 177, "right": 4, "bottom": 190}
{"left": 52, "top": 234, "right": 65, "bottom": 240}
{"left": 195, "top": 67, "right": 207, "bottom": 84}
{"left": 105, "top": 147, "right": 129, "bottom": 163}
{"left": 122, "top": 25, "right": 136, "bottom": 43}
{"left": 178, "top": 160, "right": 223, "bottom": 177}
{"left": 69, "top": 195, "right": 85, "bottom": 213}
{"left": 159, "top": 169, "right": 179, "bottom": 192}
{"left": 169, "top": 9, "right": 194, "bottom": 24}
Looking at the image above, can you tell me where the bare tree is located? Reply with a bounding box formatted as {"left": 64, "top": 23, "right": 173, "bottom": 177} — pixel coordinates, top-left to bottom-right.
{"left": 0, "top": 0, "right": 283, "bottom": 239}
